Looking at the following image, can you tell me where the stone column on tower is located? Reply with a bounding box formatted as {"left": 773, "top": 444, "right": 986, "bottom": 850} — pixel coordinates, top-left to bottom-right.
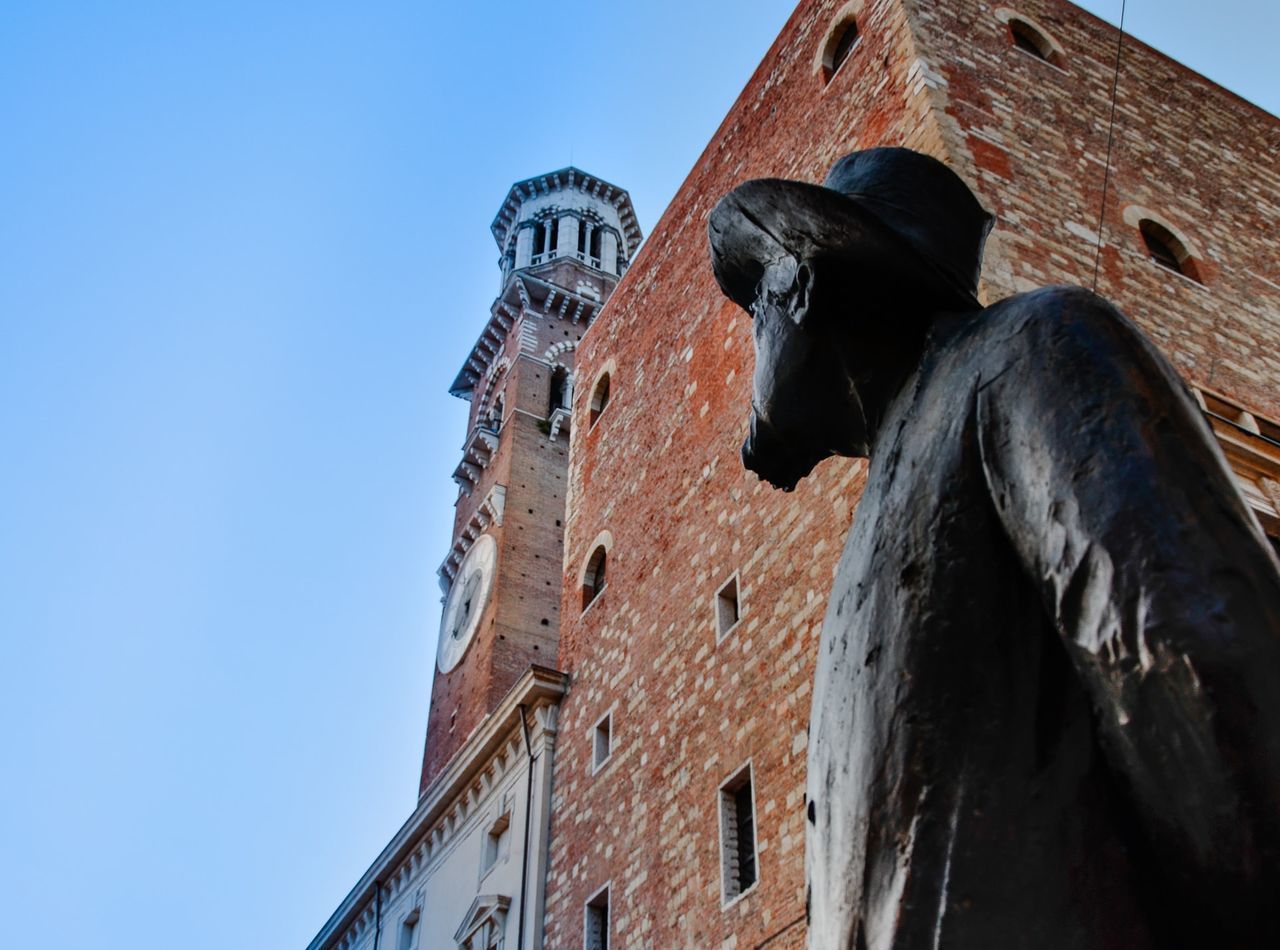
{"left": 514, "top": 224, "right": 533, "bottom": 268}
{"left": 600, "top": 229, "right": 620, "bottom": 275}
{"left": 557, "top": 213, "right": 580, "bottom": 261}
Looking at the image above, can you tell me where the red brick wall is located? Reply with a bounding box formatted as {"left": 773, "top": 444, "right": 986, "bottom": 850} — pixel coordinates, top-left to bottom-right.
{"left": 546, "top": 0, "right": 1280, "bottom": 945}
{"left": 912, "top": 0, "right": 1280, "bottom": 416}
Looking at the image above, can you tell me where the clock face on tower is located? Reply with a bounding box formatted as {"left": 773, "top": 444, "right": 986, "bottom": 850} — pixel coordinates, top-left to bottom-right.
{"left": 437, "top": 533, "right": 498, "bottom": 673}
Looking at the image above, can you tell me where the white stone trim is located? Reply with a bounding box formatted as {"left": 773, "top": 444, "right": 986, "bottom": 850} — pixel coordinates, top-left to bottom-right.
{"left": 814, "top": 1, "right": 864, "bottom": 82}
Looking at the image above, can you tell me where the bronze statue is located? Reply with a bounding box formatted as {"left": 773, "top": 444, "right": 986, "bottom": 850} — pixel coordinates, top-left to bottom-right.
{"left": 709, "top": 148, "right": 1280, "bottom": 949}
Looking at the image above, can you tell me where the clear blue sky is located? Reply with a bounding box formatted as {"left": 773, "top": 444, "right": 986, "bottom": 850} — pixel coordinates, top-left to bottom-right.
{"left": 0, "top": 2, "right": 1273, "bottom": 947}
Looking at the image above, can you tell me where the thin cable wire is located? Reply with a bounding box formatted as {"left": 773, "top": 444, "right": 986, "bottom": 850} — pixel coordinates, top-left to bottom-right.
{"left": 1091, "top": 0, "right": 1128, "bottom": 292}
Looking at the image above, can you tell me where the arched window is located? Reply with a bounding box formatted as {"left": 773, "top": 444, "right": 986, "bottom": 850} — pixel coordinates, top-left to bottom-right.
{"left": 1007, "top": 18, "right": 1064, "bottom": 68}
{"left": 1138, "top": 219, "right": 1201, "bottom": 283}
{"left": 582, "top": 545, "right": 607, "bottom": 609}
{"left": 486, "top": 394, "right": 504, "bottom": 430}
{"left": 820, "top": 15, "right": 860, "bottom": 83}
{"left": 589, "top": 373, "right": 611, "bottom": 427}
{"left": 549, "top": 367, "right": 571, "bottom": 415}
{"left": 531, "top": 217, "right": 559, "bottom": 260}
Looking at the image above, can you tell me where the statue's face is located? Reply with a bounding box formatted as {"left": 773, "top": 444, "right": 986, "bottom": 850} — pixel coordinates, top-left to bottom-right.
{"left": 741, "top": 259, "right": 868, "bottom": 491}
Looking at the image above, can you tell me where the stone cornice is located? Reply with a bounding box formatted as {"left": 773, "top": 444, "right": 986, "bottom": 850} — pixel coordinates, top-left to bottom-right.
{"left": 450, "top": 272, "right": 607, "bottom": 398}
{"left": 490, "top": 166, "right": 642, "bottom": 256}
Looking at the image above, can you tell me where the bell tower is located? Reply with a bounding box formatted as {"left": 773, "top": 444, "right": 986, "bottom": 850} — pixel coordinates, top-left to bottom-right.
{"left": 420, "top": 168, "right": 642, "bottom": 791}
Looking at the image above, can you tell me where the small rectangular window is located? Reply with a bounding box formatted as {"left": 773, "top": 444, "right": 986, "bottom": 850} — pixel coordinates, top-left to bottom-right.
{"left": 592, "top": 712, "right": 613, "bottom": 772}
{"left": 481, "top": 811, "right": 511, "bottom": 876}
{"left": 715, "top": 574, "right": 741, "bottom": 640}
{"left": 719, "top": 763, "right": 758, "bottom": 904}
{"left": 398, "top": 908, "right": 420, "bottom": 950}
{"left": 584, "top": 884, "right": 610, "bottom": 950}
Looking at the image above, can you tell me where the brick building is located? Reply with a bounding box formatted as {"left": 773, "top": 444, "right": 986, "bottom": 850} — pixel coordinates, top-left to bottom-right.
{"left": 550, "top": 0, "right": 1279, "bottom": 947}
{"left": 312, "top": 0, "right": 1280, "bottom": 947}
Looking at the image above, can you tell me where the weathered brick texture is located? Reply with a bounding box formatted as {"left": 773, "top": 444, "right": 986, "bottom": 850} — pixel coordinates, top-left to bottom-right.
{"left": 546, "top": 0, "right": 1279, "bottom": 946}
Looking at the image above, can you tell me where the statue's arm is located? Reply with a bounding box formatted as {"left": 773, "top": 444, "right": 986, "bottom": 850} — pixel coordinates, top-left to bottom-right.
{"left": 975, "top": 288, "right": 1280, "bottom": 928}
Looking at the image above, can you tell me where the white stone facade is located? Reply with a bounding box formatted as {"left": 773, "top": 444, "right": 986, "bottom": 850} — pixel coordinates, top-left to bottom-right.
{"left": 309, "top": 669, "right": 566, "bottom": 950}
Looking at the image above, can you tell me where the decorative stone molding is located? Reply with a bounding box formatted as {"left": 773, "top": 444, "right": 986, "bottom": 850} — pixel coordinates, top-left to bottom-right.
{"left": 543, "top": 340, "right": 578, "bottom": 363}
{"left": 439, "top": 485, "right": 506, "bottom": 591}
{"left": 548, "top": 406, "right": 571, "bottom": 443}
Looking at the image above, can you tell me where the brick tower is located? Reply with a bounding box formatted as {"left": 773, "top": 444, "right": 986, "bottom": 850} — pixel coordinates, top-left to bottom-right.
{"left": 419, "top": 168, "right": 642, "bottom": 792}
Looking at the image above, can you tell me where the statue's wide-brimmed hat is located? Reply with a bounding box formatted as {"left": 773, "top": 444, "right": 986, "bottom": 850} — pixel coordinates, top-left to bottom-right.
{"left": 709, "top": 147, "right": 994, "bottom": 312}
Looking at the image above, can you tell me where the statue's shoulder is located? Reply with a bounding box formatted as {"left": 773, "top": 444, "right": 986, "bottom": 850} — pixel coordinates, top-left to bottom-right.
{"left": 975, "top": 284, "right": 1139, "bottom": 356}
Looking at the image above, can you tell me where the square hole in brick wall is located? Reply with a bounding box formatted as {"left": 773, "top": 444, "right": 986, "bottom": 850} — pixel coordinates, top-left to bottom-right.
{"left": 715, "top": 573, "right": 741, "bottom": 641}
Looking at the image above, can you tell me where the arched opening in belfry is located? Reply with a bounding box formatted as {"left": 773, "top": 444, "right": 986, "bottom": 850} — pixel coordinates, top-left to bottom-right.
{"left": 532, "top": 217, "right": 559, "bottom": 259}
{"left": 549, "top": 367, "right": 571, "bottom": 415}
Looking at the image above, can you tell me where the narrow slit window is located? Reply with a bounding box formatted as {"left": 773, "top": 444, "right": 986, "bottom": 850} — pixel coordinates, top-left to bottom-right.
{"left": 719, "top": 764, "right": 758, "bottom": 903}
{"left": 716, "top": 574, "right": 741, "bottom": 639}
{"left": 584, "top": 885, "right": 610, "bottom": 950}
{"left": 593, "top": 713, "right": 613, "bottom": 771}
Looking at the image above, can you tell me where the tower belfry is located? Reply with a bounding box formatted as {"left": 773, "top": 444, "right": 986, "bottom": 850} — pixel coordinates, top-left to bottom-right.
{"left": 421, "top": 167, "right": 642, "bottom": 790}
